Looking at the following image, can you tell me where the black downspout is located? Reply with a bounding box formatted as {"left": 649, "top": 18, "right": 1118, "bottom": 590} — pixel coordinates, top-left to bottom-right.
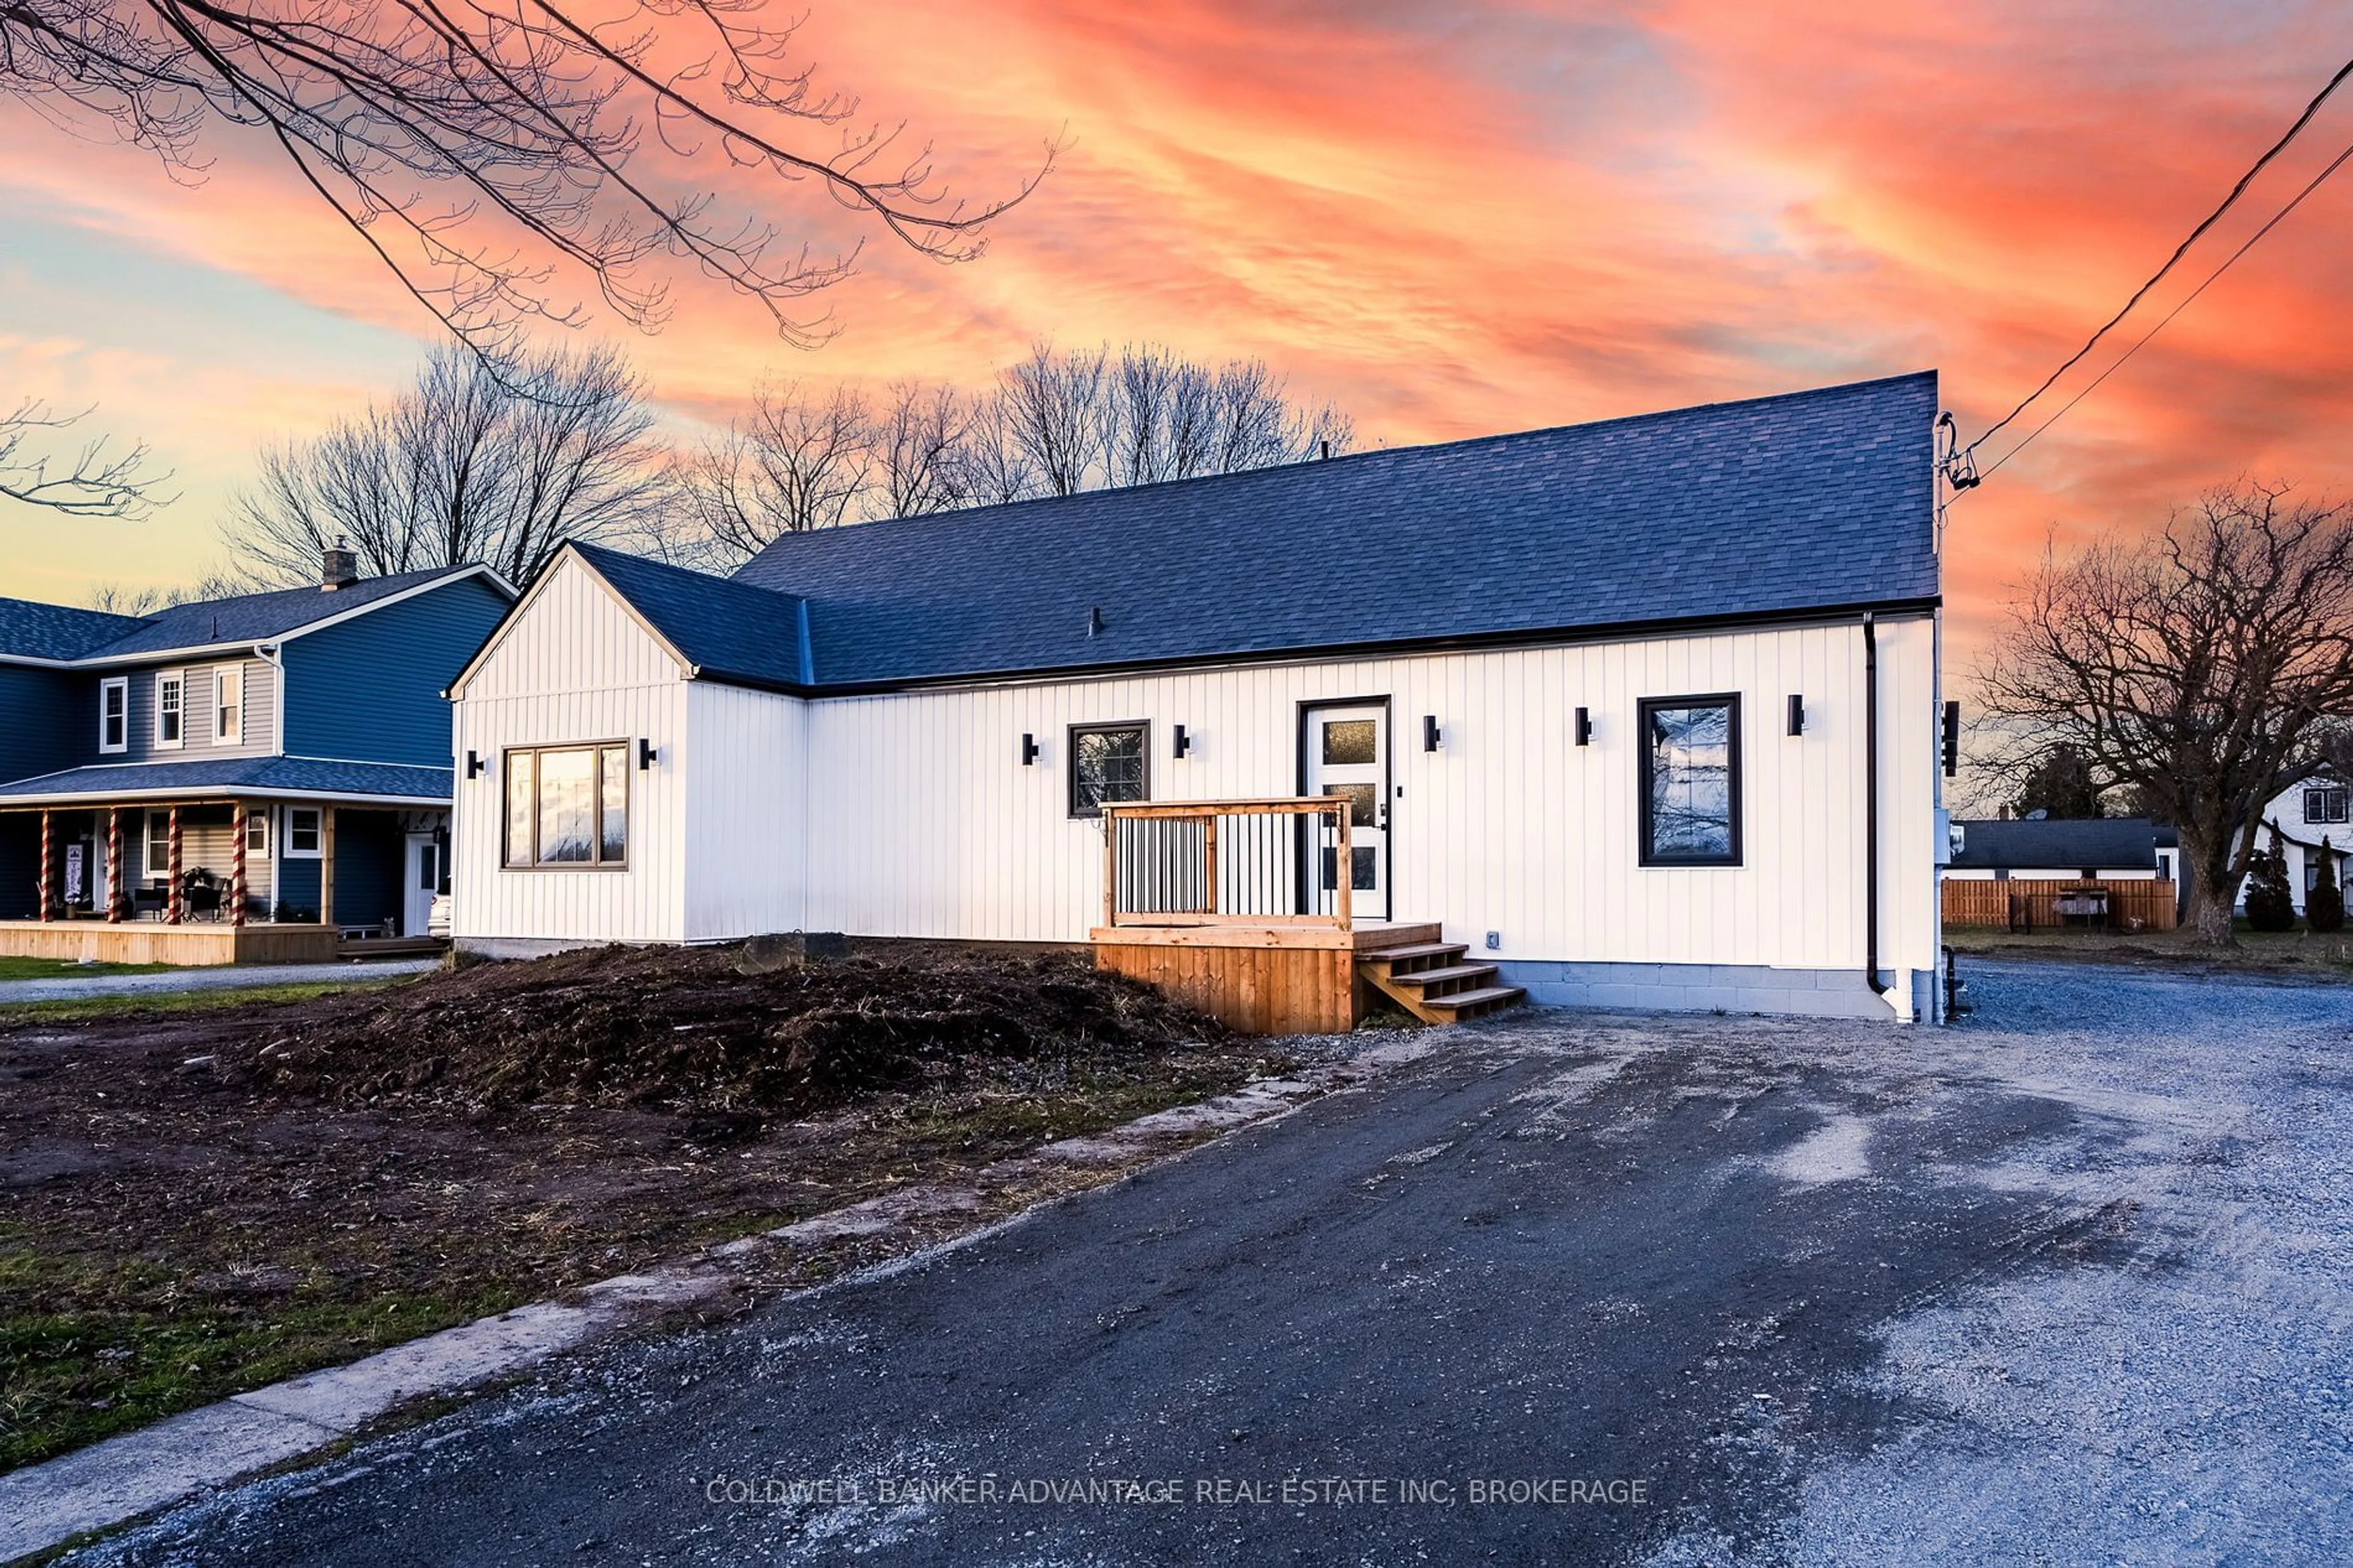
{"left": 1864, "top": 613, "right": 1887, "bottom": 997}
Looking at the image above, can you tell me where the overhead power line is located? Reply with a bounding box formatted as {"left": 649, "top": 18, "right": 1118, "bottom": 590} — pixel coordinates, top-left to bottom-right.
{"left": 1965, "top": 56, "right": 2353, "bottom": 461}
{"left": 1979, "top": 134, "right": 2353, "bottom": 479}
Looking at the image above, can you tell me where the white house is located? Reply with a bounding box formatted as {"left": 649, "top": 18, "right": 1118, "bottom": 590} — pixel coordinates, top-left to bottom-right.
{"left": 446, "top": 373, "right": 1950, "bottom": 1024}
{"left": 2239, "top": 763, "right": 2350, "bottom": 915}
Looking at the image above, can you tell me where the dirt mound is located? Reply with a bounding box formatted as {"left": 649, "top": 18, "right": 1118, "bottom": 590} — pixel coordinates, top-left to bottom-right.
{"left": 218, "top": 944, "right": 1224, "bottom": 1116}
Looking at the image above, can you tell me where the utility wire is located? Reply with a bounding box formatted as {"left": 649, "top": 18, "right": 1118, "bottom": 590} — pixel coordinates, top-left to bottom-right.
{"left": 1979, "top": 133, "right": 2353, "bottom": 479}
{"left": 1966, "top": 56, "right": 2353, "bottom": 457}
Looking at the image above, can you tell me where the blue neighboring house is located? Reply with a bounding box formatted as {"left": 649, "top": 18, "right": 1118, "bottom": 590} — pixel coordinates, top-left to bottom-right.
{"left": 0, "top": 545, "right": 512, "bottom": 958}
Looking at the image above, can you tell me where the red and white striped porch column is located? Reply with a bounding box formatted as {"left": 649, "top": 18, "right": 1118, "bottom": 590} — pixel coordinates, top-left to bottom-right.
{"left": 105, "top": 808, "right": 125, "bottom": 923}
{"left": 37, "top": 809, "right": 54, "bottom": 922}
{"left": 229, "top": 804, "right": 248, "bottom": 928}
{"left": 164, "top": 806, "right": 184, "bottom": 925}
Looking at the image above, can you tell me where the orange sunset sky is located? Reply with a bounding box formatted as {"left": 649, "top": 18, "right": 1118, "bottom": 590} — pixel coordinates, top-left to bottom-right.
{"left": 2, "top": 1, "right": 2348, "bottom": 660}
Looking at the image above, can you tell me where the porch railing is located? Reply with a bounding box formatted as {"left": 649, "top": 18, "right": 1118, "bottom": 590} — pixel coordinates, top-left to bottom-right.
{"left": 1101, "top": 797, "right": 1353, "bottom": 931}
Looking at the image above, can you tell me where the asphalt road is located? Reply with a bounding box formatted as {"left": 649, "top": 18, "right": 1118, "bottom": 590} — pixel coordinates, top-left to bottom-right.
{"left": 67, "top": 960, "right": 2353, "bottom": 1566}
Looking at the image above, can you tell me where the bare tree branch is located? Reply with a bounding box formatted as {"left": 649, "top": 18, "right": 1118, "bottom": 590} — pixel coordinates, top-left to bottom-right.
{"left": 0, "top": 399, "right": 174, "bottom": 517}
{"left": 1, "top": 0, "right": 1050, "bottom": 360}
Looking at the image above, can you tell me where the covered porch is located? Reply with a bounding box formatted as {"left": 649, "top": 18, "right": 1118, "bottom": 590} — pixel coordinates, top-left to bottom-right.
{"left": 0, "top": 763, "right": 453, "bottom": 966}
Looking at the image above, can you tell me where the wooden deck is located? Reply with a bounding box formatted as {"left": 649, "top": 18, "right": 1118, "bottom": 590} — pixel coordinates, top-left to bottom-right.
{"left": 1092, "top": 921, "right": 1441, "bottom": 1034}
{"left": 0, "top": 921, "right": 340, "bottom": 966}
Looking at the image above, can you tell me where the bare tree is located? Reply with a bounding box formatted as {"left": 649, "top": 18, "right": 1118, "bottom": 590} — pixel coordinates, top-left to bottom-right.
{"left": 875, "top": 381, "right": 970, "bottom": 519}
{"left": 1, "top": 0, "right": 1046, "bottom": 358}
{"left": 1, "top": 400, "right": 172, "bottom": 518}
{"left": 1979, "top": 482, "right": 2353, "bottom": 943}
{"left": 680, "top": 381, "right": 876, "bottom": 558}
{"left": 672, "top": 342, "right": 1359, "bottom": 561}
{"left": 229, "top": 342, "right": 670, "bottom": 585}
{"left": 83, "top": 572, "right": 244, "bottom": 613}
{"left": 993, "top": 343, "right": 1106, "bottom": 497}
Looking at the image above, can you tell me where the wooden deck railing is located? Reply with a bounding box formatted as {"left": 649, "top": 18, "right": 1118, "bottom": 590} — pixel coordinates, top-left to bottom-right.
{"left": 1942, "top": 877, "right": 2179, "bottom": 931}
{"left": 1102, "top": 797, "right": 1353, "bottom": 931}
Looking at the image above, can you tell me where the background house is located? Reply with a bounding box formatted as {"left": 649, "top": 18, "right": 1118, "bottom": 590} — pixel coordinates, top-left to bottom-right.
{"left": 0, "top": 548, "right": 512, "bottom": 963}
{"left": 447, "top": 373, "right": 1950, "bottom": 1024}
{"left": 2237, "top": 763, "right": 2349, "bottom": 915}
{"left": 1944, "top": 817, "right": 2177, "bottom": 882}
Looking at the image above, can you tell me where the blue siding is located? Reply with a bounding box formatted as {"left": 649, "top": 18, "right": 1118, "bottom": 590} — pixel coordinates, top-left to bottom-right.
{"left": 331, "top": 809, "right": 406, "bottom": 927}
{"left": 0, "top": 814, "right": 38, "bottom": 918}
{"left": 275, "top": 857, "right": 322, "bottom": 922}
{"left": 0, "top": 665, "right": 86, "bottom": 783}
{"left": 281, "top": 577, "right": 510, "bottom": 766}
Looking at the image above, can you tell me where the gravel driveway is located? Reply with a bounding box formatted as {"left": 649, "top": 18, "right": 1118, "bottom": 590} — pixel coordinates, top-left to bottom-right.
{"left": 58, "top": 958, "right": 2353, "bottom": 1566}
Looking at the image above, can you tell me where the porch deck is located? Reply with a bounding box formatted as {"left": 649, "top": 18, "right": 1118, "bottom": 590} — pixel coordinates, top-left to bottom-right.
{"left": 0, "top": 920, "right": 341, "bottom": 966}
{"left": 1092, "top": 919, "right": 1441, "bottom": 1034}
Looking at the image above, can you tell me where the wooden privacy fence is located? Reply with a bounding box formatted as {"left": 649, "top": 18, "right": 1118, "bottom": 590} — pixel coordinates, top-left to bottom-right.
{"left": 1942, "top": 877, "right": 2179, "bottom": 932}
{"left": 1101, "top": 797, "right": 1352, "bottom": 931}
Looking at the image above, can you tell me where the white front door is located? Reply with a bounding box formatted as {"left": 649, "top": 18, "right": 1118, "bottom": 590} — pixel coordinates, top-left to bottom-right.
{"left": 404, "top": 833, "right": 441, "bottom": 939}
{"left": 1303, "top": 702, "right": 1390, "bottom": 920}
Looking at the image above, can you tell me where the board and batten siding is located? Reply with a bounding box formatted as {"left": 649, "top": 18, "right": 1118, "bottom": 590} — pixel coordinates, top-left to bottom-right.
{"left": 683, "top": 680, "right": 807, "bottom": 942}
{"left": 450, "top": 556, "right": 689, "bottom": 945}
{"left": 798, "top": 616, "right": 1939, "bottom": 981}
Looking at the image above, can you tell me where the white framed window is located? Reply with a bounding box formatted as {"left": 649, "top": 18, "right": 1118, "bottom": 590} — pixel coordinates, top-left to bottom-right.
{"left": 98, "top": 676, "right": 129, "bottom": 754}
{"left": 214, "top": 665, "right": 243, "bottom": 744}
{"left": 154, "top": 669, "right": 185, "bottom": 749}
{"left": 245, "top": 810, "right": 270, "bottom": 857}
{"left": 146, "top": 809, "right": 170, "bottom": 875}
{"left": 502, "top": 742, "right": 630, "bottom": 868}
{"left": 284, "top": 806, "right": 324, "bottom": 858}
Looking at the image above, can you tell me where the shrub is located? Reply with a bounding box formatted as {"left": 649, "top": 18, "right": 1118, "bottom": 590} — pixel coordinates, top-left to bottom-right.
{"left": 2245, "top": 825, "right": 2298, "bottom": 933}
{"left": 2309, "top": 836, "right": 2346, "bottom": 934}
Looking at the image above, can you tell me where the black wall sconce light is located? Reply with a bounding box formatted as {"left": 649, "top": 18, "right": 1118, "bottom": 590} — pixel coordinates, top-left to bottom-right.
{"left": 638, "top": 738, "right": 658, "bottom": 770}
{"left": 1021, "top": 733, "right": 1040, "bottom": 767}
{"left": 1942, "top": 700, "right": 1961, "bottom": 778}
{"left": 464, "top": 749, "right": 486, "bottom": 779}
{"left": 1787, "top": 695, "right": 1806, "bottom": 738}
{"left": 1423, "top": 714, "right": 1442, "bottom": 752}
{"left": 1574, "top": 707, "right": 1593, "bottom": 747}
{"left": 1173, "top": 724, "right": 1192, "bottom": 759}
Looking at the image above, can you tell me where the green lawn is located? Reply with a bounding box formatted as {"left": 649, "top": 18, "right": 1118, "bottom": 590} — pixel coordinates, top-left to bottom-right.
{"left": 0, "top": 979, "right": 404, "bottom": 1023}
{"left": 0, "top": 957, "right": 179, "bottom": 983}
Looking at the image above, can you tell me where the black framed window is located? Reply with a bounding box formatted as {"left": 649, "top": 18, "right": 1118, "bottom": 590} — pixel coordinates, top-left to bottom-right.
{"left": 503, "top": 742, "right": 630, "bottom": 868}
{"left": 2306, "top": 786, "right": 2349, "bottom": 825}
{"left": 1640, "top": 694, "right": 1741, "bottom": 866}
{"left": 1069, "top": 722, "right": 1148, "bottom": 817}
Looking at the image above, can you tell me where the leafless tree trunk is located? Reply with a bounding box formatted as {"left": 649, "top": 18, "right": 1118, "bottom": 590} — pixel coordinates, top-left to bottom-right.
{"left": 229, "top": 343, "right": 670, "bottom": 586}
{"left": 1979, "top": 482, "right": 2353, "bottom": 944}
{"left": 1, "top": 400, "right": 171, "bottom": 518}
{"left": 1, "top": 0, "right": 1046, "bottom": 359}
{"left": 995, "top": 343, "right": 1107, "bottom": 497}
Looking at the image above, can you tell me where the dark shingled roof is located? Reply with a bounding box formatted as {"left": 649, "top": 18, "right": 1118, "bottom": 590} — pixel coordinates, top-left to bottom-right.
{"left": 718, "top": 371, "right": 1940, "bottom": 688}
{"left": 1949, "top": 817, "right": 2164, "bottom": 873}
{"left": 70, "top": 568, "right": 481, "bottom": 659}
{"left": 0, "top": 598, "right": 146, "bottom": 661}
{"left": 559, "top": 373, "right": 1940, "bottom": 692}
{"left": 0, "top": 756, "right": 453, "bottom": 803}
{"left": 570, "top": 544, "right": 809, "bottom": 689}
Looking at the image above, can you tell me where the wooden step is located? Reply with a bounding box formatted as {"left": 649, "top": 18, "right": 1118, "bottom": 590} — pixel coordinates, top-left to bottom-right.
{"left": 1358, "top": 942, "right": 1468, "bottom": 973}
{"left": 1421, "top": 984, "right": 1527, "bottom": 1020}
{"left": 1390, "top": 961, "right": 1500, "bottom": 993}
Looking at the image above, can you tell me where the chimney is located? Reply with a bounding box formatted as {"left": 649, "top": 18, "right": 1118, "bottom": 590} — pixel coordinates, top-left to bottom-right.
{"left": 321, "top": 537, "right": 359, "bottom": 592}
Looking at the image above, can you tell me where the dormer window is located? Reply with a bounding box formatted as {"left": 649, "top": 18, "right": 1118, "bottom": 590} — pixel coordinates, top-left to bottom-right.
{"left": 98, "top": 677, "right": 128, "bottom": 754}
{"left": 2308, "top": 785, "right": 2350, "bottom": 825}
{"left": 155, "top": 670, "right": 184, "bottom": 749}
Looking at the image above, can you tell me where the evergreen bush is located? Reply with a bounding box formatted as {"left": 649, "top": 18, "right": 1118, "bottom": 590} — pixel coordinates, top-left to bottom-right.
{"left": 2245, "top": 825, "right": 2298, "bottom": 933}
{"left": 2308, "top": 836, "right": 2345, "bottom": 934}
